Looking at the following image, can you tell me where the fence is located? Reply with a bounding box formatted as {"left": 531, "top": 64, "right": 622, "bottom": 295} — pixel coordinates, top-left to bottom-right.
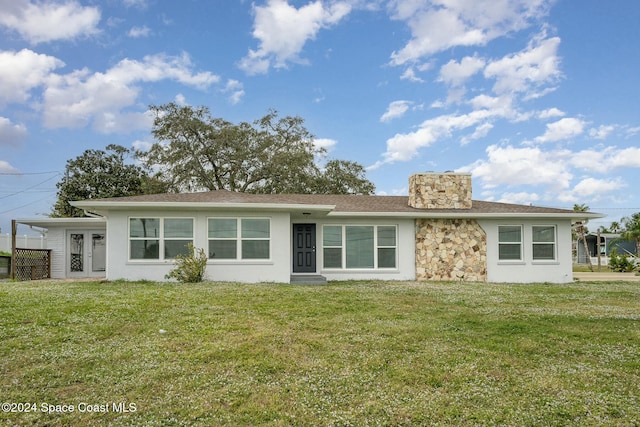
{"left": 12, "top": 248, "right": 51, "bottom": 281}
{"left": 0, "top": 255, "right": 9, "bottom": 279}
{"left": 0, "top": 234, "right": 47, "bottom": 253}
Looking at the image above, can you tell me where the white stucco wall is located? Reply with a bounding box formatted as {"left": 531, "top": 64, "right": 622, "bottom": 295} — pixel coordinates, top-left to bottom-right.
{"left": 478, "top": 218, "right": 573, "bottom": 283}
{"left": 105, "top": 210, "right": 291, "bottom": 283}
{"left": 103, "top": 210, "right": 415, "bottom": 283}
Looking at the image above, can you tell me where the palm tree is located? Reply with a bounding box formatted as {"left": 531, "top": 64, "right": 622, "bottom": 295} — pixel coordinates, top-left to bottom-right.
{"left": 620, "top": 213, "right": 640, "bottom": 258}
{"left": 573, "top": 204, "right": 593, "bottom": 271}
{"left": 609, "top": 221, "right": 621, "bottom": 234}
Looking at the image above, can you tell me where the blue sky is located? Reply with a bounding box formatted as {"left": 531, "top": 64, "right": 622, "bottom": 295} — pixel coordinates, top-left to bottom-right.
{"left": 1, "top": 0, "right": 639, "bottom": 234}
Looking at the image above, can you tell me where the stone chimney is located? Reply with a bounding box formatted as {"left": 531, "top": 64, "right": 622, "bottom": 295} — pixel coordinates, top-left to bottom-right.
{"left": 408, "top": 172, "right": 472, "bottom": 209}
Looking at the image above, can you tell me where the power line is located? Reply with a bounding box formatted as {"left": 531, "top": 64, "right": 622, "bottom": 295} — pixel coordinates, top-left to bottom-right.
{"left": 0, "top": 170, "right": 61, "bottom": 176}
{"left": 0, "top": 174, "right": 60, "bottom": 200}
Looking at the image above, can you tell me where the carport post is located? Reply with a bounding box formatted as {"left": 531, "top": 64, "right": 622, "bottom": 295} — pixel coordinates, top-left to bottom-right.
{"left": 10, "top": 220, "right": 16, "bottom": 279}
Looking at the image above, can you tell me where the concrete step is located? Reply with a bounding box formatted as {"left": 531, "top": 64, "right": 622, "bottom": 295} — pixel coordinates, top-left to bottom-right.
{"left": 290, "top": 274, "right": 327, "bottom": 285}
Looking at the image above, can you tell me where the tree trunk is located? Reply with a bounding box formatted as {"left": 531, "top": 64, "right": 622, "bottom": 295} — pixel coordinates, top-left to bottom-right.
{"left": 580, "top": 226, "right": 593, "bottom": 272}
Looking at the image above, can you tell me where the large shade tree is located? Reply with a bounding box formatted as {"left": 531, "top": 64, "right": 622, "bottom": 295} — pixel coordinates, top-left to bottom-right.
{"left": 52, "top": 144, "right": 166, "bottom": 217}
{"left": 138, "top": 103, "right": 375, "bottom": 195}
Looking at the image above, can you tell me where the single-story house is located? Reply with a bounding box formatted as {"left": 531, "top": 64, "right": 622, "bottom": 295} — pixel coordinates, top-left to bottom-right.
{"left": 15, "top": 172, "right": 602, "bottom": 283}
{"left": 576, "top": 232, "right": 637, "bottom": 265}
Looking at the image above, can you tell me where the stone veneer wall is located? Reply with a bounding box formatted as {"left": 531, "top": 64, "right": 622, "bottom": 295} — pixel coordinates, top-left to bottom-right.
{"left": 415, "top": 218, "right": 487, "bottom": 282}
{"left": 409, "top": 173, "right": 472, "bottom": 209}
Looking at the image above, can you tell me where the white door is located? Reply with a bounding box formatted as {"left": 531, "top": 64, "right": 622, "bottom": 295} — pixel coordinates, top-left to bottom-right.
{"left": 67, "top": 230, "right": 106, "bottom": 277}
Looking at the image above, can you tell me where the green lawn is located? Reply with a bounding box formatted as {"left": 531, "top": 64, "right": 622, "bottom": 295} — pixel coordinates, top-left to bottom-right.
{"left": 1, "top": 280, "right": 639, "bottom": 427}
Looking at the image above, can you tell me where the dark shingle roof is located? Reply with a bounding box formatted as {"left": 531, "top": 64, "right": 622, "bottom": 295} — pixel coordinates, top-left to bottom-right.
{"left": 75, "top": 189, "right": 598, "bottom": 218}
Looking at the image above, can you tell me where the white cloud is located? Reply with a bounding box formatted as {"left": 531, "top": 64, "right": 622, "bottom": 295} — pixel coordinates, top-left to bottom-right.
{"left": 0, "top": 117, "right": 28, "bottom": 147}
{"left": 222, "top": 79, "right": 245, "bottom": 105}
{"left": 588, "top": 124, "right": 616, "bottom": 140}
{"left": 0, "top": 160, "right": 20, "bottom": 174}
{"left": 484, "top": 34, "right": 562, "bottom": 96}
{"left": 603, "top": 146, "right": 640, "bottom": 169}
{"left": 388, "top": 0, "right": 551, "bottom": 65}
{"left": 0, "top": 0, "right": 100, "bottom": 44}
{"left": 381, "top": 108, "right": 499, "bottom": 163}
{"left": 42, "top": 53, "right": 219, "bottom": 132}
{"left": 380, "top": 100, "right": 412, "bottom": 123}
{"left": 497, "top": 191, "right": 540, "bottom": 205}
{"left": 399, "top": 67, "right": 424, "bottom": 83}
{"left": 239, "top": 0, "right": 351, "bottom": 74}
{"left": 132, "top": 139, "right": 153, "bottom": 152}
{"left": 128, "top": 25, "right": 151, "bottom": 38}
{"left": 123, "top": 0, "right": 148, "bottom": 8}
{"left": 313, "top": 138, "right": 338, "bottom": 151}
{"left": 0, "top": 49, "right": 64, "bottom": 106}
{"left": 175, "top": 93, "right": 187, "bottom": 106}
{"left": 537, "top": 107, "right": 565, "bottom": 119}
{"left": 534, "top": 117, "right": 586, "bottom": 143}
{"left": 461, "top": 122, "right": 493, "bottom": 145}
{"left": 459, "top": 144, "right": 573, "bottom": 190}
{"left": 572, "top": 177, "right": 625, "bottom": 199}
{"left": 438, "top": 55, "right": 486, "bottom": 87}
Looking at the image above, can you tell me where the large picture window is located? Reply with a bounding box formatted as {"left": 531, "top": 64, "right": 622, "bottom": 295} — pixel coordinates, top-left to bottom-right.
{"left": 129, "top": 218, "right": 193, "bottom": 260}
{"left": 322, "top": 225, "right": 397, "bottom": 269}
{"left": 532, "top": 225, "right": 556, "bottom": 260}
{"left": 498, "top": 225, "right": 522, "bottom": 261}
{"left": 208, "top": 218, "right": 270, "bottom": 260}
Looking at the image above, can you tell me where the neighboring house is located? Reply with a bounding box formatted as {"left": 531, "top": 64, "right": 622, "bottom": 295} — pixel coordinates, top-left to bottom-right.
{"left": 576, "top": 232, "right": 637, "bottom": 265}
{"left": 15, "top": 173, "right": 602, "bottom": 283}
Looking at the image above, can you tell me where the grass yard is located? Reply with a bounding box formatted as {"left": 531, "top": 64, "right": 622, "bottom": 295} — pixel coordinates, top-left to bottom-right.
{"left": 1, "top": 280, "right": 639, "bottom": 427}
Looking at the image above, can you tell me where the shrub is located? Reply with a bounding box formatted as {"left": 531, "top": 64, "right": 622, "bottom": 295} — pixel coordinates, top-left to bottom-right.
{"left": 609, "top": 248, "right": 635, "bottom": 272}
{"left": 165, "top": 243, "right": 208, "bottom": 283}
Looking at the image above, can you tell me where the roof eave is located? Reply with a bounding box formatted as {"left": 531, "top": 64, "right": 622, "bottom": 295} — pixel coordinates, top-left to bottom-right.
{"left": 70, "top": 200, "right": 336, "bottom": 213}
{"left": 328, "top": 211, "right": 605, "bottom": 219}
{"left": 14, "top": 217, "right": 107, "bottom": 228}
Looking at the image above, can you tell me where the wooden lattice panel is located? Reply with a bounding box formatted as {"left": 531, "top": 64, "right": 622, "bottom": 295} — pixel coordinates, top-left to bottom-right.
{"left": 13, "top": 248, "right": 51, "bottom": 281}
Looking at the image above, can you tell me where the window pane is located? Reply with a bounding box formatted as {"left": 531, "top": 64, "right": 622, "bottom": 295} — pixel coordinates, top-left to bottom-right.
{"left": 130, "top": 218, "right": 159, "bottom": 238}
{"left": 164, "top": 240, "right": 191, "bottom": 259}
{"left": 533, "top": 226, "right": 555, "bottom": 243}
{"left": 70, "top": 233, "right": 84, "bottom": 272}
{"left": 346, "top": 226, "right": 374, "bottom": 268}
{"left": 499, "top": 244, "right": 521, "bottom": 260}
{"left": 378, "top": 248, "right": 396, "bottom": 268}
{"left": 208, "top": 218, "right": 237, "bottom": 239}
{"left": 165, "top": 219, "right": 193, "bottom": 238}
{"left": 323, "top": 226, "right": 342, "bottom": 247}
{"left": 533, "top": 244, "right": 555, "bottom": 260}
{"left": 242, "top": 219, "right": 270, "bottom": 238}
{"left": 130, "top": 239, "right": 159, "bottom": 259}
{"left": 209, "top": 240, "right": 237, "bottom": 259}
{"left": 323, "top": 248, "right": 342, "bottom": 268}
{"left": 242, "top": 240, "right": 269, "bottom": 259}
{"left": 377, "top": 226, "right": 396, "bottom": 247}
{"left": 499, "top": 226, "right": 521, "bottom": 243}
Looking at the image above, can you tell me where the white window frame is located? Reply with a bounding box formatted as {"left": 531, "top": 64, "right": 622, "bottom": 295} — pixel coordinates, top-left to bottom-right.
{"left": 207, "top": 217, "right": 271, "bottom": 261}
{"left": 532, "top": 225, "right": 557, "bottom": 262}
{"left": 128, "top": 217, "right": 194, "bottom": 261}
{"left": 321, "top": 224, "right": 398, "bottom": 270}
{"left": 498, "top": 225, "right": 523, "bottom": 262}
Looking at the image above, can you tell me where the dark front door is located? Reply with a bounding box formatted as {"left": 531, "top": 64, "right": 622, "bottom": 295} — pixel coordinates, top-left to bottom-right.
{"left": 293, "top": 224, "right": 316, "bottom": 273}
